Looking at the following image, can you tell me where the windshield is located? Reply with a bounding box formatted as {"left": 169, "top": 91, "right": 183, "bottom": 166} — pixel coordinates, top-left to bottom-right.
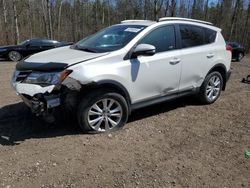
{"left": 19, "top": 40, "right": 29, "bottom": 45}
{"left": 74, "top": 25, "right": 146, "bottom": 53}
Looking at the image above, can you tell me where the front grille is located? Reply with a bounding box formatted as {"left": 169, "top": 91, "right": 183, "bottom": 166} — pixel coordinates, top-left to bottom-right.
{"left": 16, "top": 71, "right": 31, "bottom": 82}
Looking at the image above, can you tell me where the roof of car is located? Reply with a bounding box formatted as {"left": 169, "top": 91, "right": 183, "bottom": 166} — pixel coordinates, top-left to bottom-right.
{"left": 158, "top": 17, "right": 213, "bottom": 25}
{"left": 120, "top": 17, "right": 220, "bottom": 31}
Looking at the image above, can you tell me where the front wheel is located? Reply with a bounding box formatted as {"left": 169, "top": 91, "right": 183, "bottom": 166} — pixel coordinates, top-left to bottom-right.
{"left": 77, "top": 90, "right": 129, "bottom": 133}
{"left": 8, "top": 51, "right": 22, "bottom": 61}
{"left": 198, "top": 71, "right": 223, "bottom": 104}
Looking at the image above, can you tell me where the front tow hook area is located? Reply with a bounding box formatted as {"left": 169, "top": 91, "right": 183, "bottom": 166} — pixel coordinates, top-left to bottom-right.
{"left": 45, "top": 95, "right": 61, "bottom": 109}
{"left": 20, "top": 94, "right": 61, "bottom": 118}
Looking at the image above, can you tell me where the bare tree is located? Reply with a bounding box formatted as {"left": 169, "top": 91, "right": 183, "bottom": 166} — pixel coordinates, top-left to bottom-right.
{"left": 57, "top": 0, "right": 63, "bottom": 39}
{"left": 241, "top": 1, "right": 250, "bottom": 46}
{"left": 164, "top": 0, "right": 170, "bottom": 16}
{"left": 47, "top": 0, "right": 53, "bottom": 39}
{"left": 151, "top": 0, "right": 164, "bottom": 20}
{"left": 191, "top": 0, "right": 197, "bottom": 18}
{"left": 12, "top": 0, "right": 20, "bottom": 44}
{"left": 170, "top": 0, "right": 176, "bottom": 17}
{"left": 2, "top": 0, "right": 9, "bottom": 44}
{"left": 27, "top": 0, "right": 33, "bottom": 38}
{"left": 42, "top": 0, "right": 49, "bottom": 38}
{"left": 229, "top": 0, "right": 240, "bottom": 40}
{"left": 204, "top": 0, "right": 209, "bottom": 20}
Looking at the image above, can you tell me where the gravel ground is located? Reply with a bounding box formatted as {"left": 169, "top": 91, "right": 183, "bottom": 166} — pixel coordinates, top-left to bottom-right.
{"left": 0, "top": 58, "right": 249, "bottom": 188}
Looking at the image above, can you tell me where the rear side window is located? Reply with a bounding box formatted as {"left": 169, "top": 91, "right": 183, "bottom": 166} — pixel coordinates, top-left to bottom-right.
{"left": 204, "top": 29, "right": 216, "bottom": 44}
{"left": 42, "top": 40, "right": 59, "bottom": 46}
{"left": 180, "top": 25, "right": 204, "bottom": 48}
{"left": 139, "top": 25, "right": 176, "bottom": 53}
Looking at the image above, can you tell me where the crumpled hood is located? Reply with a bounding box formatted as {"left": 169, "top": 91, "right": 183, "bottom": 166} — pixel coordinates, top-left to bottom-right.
{"left": 25, "top": 46, "right": 108, "bottom": 65}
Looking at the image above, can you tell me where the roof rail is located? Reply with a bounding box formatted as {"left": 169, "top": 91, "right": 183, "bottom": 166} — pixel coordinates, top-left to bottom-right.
{"left": 158, "top": 17, "right": 213, "bottom": 26}
{"left": 121, "top": 20, "right": 154, "bottom": 24}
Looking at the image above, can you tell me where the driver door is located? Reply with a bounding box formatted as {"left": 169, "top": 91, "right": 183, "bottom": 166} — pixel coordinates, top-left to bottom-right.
{"left": 26, "top": 40, "right": 42, "bottom": 55}
{"left": 128, "top": 25, "right": 182, "bottom": 103}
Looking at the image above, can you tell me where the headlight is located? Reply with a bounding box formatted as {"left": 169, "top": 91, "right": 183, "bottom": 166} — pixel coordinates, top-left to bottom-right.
{"left": 24, "top": 70, "right": 72, "bottom": 85}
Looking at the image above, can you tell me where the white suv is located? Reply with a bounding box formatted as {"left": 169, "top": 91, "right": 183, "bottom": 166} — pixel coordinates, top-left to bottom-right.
{"left": 12, "top": 17, "right": 232, "bottom": 133}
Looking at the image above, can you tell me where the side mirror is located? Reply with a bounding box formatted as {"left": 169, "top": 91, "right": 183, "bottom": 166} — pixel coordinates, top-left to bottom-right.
{"left": 25, "top": 44, "right": 30, "bottom": 48}
{"left": 132, "top": 44, "right": 156, "bottom": 58}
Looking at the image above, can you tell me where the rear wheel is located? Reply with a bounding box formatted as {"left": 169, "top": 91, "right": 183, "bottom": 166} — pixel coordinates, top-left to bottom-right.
{"left": 8, "top": 51, "right": 22, "bottom": 61}
{"left": 198, "top": 71, "right": 223, "bottom": 104}
{"left": 77, "top": 90, "right": 128, "bottom": 133}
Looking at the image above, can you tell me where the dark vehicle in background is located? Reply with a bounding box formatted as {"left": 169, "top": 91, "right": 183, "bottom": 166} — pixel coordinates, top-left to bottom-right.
{"left": 226, "top": 42, "right": 246, "bottom": 61}
{"left": 0, "top": 39, "right": 72, "bottom": 61}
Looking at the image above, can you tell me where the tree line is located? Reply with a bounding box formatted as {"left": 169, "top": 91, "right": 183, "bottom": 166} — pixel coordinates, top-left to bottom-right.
{"left": 0, "top": 0, "right": 250, "bottom": 52}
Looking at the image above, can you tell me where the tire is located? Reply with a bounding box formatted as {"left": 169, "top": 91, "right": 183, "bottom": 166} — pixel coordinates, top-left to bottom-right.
{"left": 198, "top": 71, "right": 223, "bottom": 104}
{"left": 77, "top": 90, "right": 129, "bottom": 133}
{"left": 8, "top": 51, "right": 22, "bottom": 61}
{"left": 237, "top": 52, "right": 244, "bottom": 62}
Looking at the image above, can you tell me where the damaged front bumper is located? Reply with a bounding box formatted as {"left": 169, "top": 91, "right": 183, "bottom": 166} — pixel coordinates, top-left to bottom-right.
{"left": 13, "top": 82, "right": 61, "bottom": 116}
{"left": 20, "top": 93, "right": 61, "bottom": 115}
{"left": 11, "top": 71, "right": 81, "bottom": 117}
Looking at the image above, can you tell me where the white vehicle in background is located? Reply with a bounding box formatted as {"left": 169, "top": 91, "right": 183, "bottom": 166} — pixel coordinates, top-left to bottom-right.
{"left": 11, "top": 17, "right": 232, "bottom": 133}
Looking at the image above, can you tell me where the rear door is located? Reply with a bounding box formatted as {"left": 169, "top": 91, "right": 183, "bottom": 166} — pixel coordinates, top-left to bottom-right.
{"left": 177, "top": 24, "right": 217, "bottom": 91}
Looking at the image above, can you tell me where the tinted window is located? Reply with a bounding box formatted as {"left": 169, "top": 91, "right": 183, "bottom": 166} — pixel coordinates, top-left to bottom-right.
{"left": 29, "top": 40, "right": 41, "bottom": 46}
{"left": 205, "top": 29, "right": 216, "bottom": 44}
{"left": 42, "top": 40, "right": 59, "bottom": 46}
{"left": 139, "top": 25, "right": 176, "bottom": 53}
{"left": 180, "top": 25, "right": 204, "bottom": 48}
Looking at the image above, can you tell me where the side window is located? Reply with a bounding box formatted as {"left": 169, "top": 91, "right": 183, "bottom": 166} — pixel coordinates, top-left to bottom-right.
{"left": 139, "top": 25, "right": 176, "bottom": 53}
{"left": 42, "top": 40, "right": 57, "bottom": 47}
{"left": 29, "top": 40, "right": 41, "bottom": 47}
{"left": 204, "top": 28, "right": 217, "bottom": 44}
{"left": 180, "top": 25, "right": 204, "bottom": 48}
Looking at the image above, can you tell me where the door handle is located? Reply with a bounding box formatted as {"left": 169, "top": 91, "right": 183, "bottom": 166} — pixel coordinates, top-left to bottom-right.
{"left": 207, "top": 53, "right": 214, "bottom": 58}
{"left": 170, "top": 58, "right": 181, "bottom": 65}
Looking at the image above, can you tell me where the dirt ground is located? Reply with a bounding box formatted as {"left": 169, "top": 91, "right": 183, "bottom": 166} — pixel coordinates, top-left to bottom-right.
{"left": 0, "top": 57, "right": 249, "bottom": 188}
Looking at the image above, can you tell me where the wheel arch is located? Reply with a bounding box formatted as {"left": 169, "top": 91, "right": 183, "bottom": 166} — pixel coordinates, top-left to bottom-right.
{"left": 206, "top": 63, "right": 227, "bottom": 90}
{"left": 80, "top": 80, "right": 132, "bottom": 112}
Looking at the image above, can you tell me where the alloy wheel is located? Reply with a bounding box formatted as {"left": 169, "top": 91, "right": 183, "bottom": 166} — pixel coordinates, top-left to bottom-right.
{"left": 87, "top": 98, "right": 123, "bottom": 132}
{"left": 9, "top": 51, "right": 21, "bottom": 61}
{"left": 206, "top": 75, "right": 221, "bottom": 102}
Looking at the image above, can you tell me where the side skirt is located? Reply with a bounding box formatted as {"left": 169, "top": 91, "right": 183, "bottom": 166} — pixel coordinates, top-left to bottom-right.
{"left": 131, "top": 88, "right": 199, "bottom": 111}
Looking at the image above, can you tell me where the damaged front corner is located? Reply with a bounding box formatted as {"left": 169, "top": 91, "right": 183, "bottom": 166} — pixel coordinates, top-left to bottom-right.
{"left": 62, "top": 76, "right": 82, "bottom": 91}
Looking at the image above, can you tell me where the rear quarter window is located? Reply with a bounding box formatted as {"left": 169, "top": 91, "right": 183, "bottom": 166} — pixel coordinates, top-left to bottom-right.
{"left": 204, "top": 28, "right": 217, "bottom": 44}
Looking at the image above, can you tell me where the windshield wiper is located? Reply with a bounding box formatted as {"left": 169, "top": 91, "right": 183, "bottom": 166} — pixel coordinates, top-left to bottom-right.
{"left": 74, "top": 45, "right": 98, "bottom": 53}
